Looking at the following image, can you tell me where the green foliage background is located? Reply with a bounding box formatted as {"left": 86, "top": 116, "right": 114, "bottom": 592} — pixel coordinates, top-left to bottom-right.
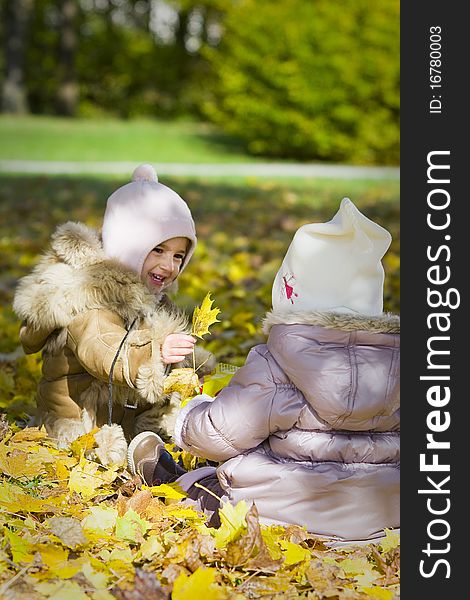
{"left": 201, "top": 0, "right": 399, "bottom": 164}
{"left": 0, "top": 0, "right": 399, "bottom": 164}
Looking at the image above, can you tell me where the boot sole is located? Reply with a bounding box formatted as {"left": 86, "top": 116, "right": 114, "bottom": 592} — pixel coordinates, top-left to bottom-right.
{"left": 127, "top": 431, "right": 165, "bottom": 475}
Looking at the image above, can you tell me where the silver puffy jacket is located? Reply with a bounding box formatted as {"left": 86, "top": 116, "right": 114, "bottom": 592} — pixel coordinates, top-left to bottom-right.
{"left": 177, "top": 310, "right": 400, "bottom": 542}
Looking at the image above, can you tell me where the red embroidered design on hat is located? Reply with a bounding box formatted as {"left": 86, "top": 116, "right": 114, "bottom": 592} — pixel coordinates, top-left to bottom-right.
{"left": 282, "top": 274, "right": 298, "bottom": 304}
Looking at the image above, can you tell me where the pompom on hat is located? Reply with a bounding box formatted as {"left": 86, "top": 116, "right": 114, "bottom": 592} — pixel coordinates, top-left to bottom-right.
{"left": 272, "top": 198, "right": 392, "bottom": 316}
{"left": 102, "top": 164, "right": 197, "bottom": 276}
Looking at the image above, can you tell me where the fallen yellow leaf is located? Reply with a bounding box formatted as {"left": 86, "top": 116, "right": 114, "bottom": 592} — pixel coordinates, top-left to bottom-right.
{"left": 0, "top": 443, "right": 44, "bottom": 478}
{"left": 9, "top": 426, "right": 48, "bottom": 443}
{"left": 115, "top": 508, "right": 151, "bottom": 543}
{"left": 81, "top": 506, "right": 118, "bottom": 534}
{"left": 279, "top": 539, "right": 311, "bottom": 566}
{"left": 68, "top": 456, "right": 119, "bottom": 501}
{"left": 3, "top": 527, "right": 35, "bottom": 564}
{"left": 146, "top": 482, "right": 187, "bottom": 500}
{"left": 213, "top": 500, "right": 248, "bottom": 548}
{"left": 34, "top": 579, "right": 89, "bottom": 599}
{"left": 0, "top": 480, "right": 62, "bottom": 514}
{"left": 70, "top": 428, "right": 99, "bottom": 457}
{"left": 380, "top": 528, "right": 400, "bottom": 552}
{"left": 36, "top": 543, "right": 83, "bottom": 579}
{"left": 172, "top": 567, "right": 224, "bottom": 600}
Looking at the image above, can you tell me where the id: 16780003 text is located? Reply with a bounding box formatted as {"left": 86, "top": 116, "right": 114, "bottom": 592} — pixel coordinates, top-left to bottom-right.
{"left": 429, "top": 26, "right": 442, "bottom": 114}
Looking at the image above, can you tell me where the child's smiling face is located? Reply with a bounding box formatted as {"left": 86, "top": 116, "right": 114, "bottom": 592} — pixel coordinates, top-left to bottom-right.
{"left": 141, "top": 237, "right": 188, "bottom": 294}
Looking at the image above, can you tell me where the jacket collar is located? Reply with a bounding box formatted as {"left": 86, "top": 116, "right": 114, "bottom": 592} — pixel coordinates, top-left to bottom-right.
{"left": 263, "top": 308, "right": 400, "bottom": 335}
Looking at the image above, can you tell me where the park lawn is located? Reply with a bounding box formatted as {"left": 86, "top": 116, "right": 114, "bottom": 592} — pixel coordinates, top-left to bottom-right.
{"left": 0, "top": 115, "right": 260, "bottom": 163}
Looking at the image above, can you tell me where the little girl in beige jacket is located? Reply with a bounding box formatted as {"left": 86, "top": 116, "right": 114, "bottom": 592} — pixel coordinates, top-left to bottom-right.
{"left": 13, "top": 164, "right": 214, "bottom": 466}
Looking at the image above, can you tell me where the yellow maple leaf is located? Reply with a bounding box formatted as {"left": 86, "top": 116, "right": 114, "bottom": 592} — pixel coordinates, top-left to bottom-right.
{"left": 9, "top": 426, "right": 48, "bottom": 443}
{"left": 3, "top": 527, "right": 35, "bottom": 564}
{"left": 167, "top": 505, "right": 206, "bottom": 522}
{"left": 115, "top": 508, "right": 151, "bottom": 543}
{"left": 191, "top": 292, "right": 221, "bottom": 339}
{"left": 140, "top": 536, "right": 165, "bottom": 561}
{"left": 70, "top": 428, "right": 99, "bottom": 458}
{"left": 105, "top": 547, "right": 136, "bottom": 581}
{"left": 380, "top": 528, "right": 400, "bottom": 552}
{"left": 145, "top": 482, "right": 187, "bottom": 500}
{"left": 340, "top": 556, "right": 380, "bottom": 587}
{"left": 68, "top": 456, "right": 119, "bottom": 501}
{"left": 55, "top": 460, "right": 70, "bottom": 482}
{"left": 279, "top": 539, "right": 311, "bottom": 566}
{"left": 172, "top": 567, "right": 224, "bottom": 600}
{"left": 213, "top": 500, "right": 249, "bottom": 548}
{"left": 0, "top": 480, "right": 62, "bottom": 514}
{"left": 34, "top": 580, "right": 90, "bottom": 600}
{"left": 361, "top": 586, "right": 394, "bottom": 600}
{"left": 260, "top": 528, "right": 284, "bottom": 560}
{"left": 340, "top": 556, "right": 378, "bottom": 576}
{"left": 202, "top": 368, "right": 237, "bottom": 397}
{"left": 36, "top": 543, "right": 83, "bottom": 579}
{"left": 0, "top": 442, "right": 45, "bottom": 479}
{"left": 80, "top": 560, "right": 111, "bottom": 591}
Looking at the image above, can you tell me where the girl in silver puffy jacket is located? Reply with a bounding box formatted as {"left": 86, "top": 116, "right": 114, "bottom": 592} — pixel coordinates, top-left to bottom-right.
{"left": 128, "top": 198, "right": 400, "bottom": 544}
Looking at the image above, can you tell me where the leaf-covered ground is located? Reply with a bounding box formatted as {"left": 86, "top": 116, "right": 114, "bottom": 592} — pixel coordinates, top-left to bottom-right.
{"left": 0, "top": 420, "right": 400, "bottom": 599}
{"left": 0, "top": 175, "right": 400, "bottom": 598}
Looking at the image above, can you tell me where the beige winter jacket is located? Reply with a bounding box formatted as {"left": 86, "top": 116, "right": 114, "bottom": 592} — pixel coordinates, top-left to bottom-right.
{"left": 13, "top": 221, "right": 214, "bottom": 447}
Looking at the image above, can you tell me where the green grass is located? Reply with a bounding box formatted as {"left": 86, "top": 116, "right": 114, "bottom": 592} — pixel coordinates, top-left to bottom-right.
{"left": 0, "top": 115, "right": 259, "bottom": 163}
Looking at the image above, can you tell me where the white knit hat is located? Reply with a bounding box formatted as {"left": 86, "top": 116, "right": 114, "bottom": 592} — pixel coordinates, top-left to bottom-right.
{"left": 272, "top": 198, "right": 392, "bottom": 316}
{"left": 102, "top": 164, "right": 197, "bottom": 276}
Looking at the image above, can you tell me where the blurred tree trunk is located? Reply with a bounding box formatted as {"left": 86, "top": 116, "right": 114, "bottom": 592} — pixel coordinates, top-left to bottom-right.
{"left": 174, "top": 8, "right": 190, "bottom": 80}
{"left": 1, "top": 0, "right": 33, "bottom": 113}
{"left": 55, "top": 0, "right": 79, "bottom": 116}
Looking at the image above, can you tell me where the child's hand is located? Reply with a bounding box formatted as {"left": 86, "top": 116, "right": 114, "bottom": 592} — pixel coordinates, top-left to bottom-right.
{"left": 162, "top": 333, "right": 196, "bottom": 364}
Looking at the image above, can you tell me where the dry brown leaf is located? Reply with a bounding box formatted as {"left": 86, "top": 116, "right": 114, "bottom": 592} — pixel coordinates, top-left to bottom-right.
{"left": 112, "top": 567, "right": 170, "bottom": 600}
{"left": 0, "top": 413, "right": 11, "bottom": 441}
{"left": 117, "top": 489, "right": 154, "bottom": 517}
{"left": 163, "top": 368, "right": 200, "bottom": 404}
{"left": 118, "top": 473, "right": 143, "bottom": 497}
{"left": 222, "top": 503, "right": 283, "bottom": 573}
{"left": 46, "top": 516, "right": 88, "bottom": 549}
{"left": 305, "top": 559, "right": 353, "bottom": 596}
{"left": 9, "top": 426, "right": 48, "bottom": 443}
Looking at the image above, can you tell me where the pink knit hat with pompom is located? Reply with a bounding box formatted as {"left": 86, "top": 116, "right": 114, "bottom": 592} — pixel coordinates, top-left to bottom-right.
{"left": 102, "top": 164, "right": 197, "bottom": 276}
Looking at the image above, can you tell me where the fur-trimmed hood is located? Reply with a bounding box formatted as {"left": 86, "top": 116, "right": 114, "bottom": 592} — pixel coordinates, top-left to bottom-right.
{"left": 13, "top": 221, "right": 183, "bottom": 348}
{"left": 263, "top": 308, "right": 400, "bottom": 335}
